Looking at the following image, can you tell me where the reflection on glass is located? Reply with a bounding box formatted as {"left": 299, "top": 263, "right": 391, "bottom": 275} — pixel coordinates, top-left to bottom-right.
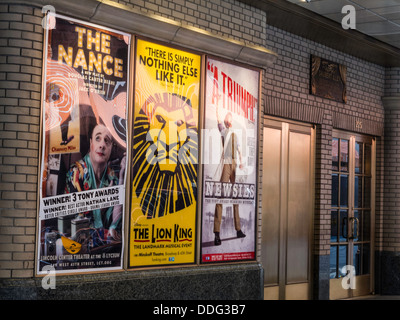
{"left": 332, "top": 138, "right": 339, "bottom": 171}
{"left": 331, "top": 210, "right": 338, "bottom": 242}
{"left": 353, "top": 210, "right": 359, "bottom": 241}
{"left": 330, "top": 246, "right": 337, "bottom": 279}
{"left": 354, "top": 176, "right": 363, "bottom": 208}
{"left": 332, "top": 174, "right": 339, "bottom": 207}
{"left": 331, "top": 136, "right": 373, "bottom": 281}
{"left": 340, "top": 175, "right": 348, "bottom": 207}
{"left": 362, "top": 210, "right": 370, "bottom": 241}
{"left": 355, "top": 142, "right": 363, "bottom": 174}
{"left": 338, "top": 245, "right": 347, "bottom": 277}
{"left": 365, "top": 144, "right": 371, "bottom": 175}
{"left": 339, "top": 210, "right": 348, "bottom": 242}
{"left": 362, "top": 244, "right": 370, "bottom": 275}
{"left": 364, "top": 177, "right": 371, "bottom": 209}
{"left": 340, "top": 139, "right": 349, "bottom": 172}
{"left": 353, "top": 244, "right": 361, "bottom": 275}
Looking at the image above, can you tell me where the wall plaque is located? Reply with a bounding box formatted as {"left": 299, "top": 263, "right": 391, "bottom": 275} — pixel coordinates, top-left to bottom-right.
{"left": 310, "top": 55, "right": 347, "bottom": 103}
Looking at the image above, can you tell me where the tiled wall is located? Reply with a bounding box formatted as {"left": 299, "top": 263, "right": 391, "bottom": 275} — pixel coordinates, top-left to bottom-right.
{"left": 263, "top": 24, "right": 385, "bottom": 256}
{"left": 0, "top": 4, "right": 43, "bottom": 278}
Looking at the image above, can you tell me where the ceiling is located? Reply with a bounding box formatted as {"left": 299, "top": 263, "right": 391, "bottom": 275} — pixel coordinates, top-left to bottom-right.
{"left": 238, "top": 0, "right": 400, "bottom": 66}
{"left": 286, "top": 0, "right": 400, "bottom": 50}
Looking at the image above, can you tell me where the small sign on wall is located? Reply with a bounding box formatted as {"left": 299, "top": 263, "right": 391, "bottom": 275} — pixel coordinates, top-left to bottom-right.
{"left": 310, "top": 55, "right": 347, "bottom": 103}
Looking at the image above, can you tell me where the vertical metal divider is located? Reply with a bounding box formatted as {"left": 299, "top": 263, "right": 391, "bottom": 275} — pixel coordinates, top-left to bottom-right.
{"left": 196, "top": 54, "right": 206, "bottom": 266}
{"left": 337, "top": 138, "right": 341, "bottom": 280}
{"left": 348, "top": 136, "right": 355, "bottom": 297}
{"left": 370, "top": 138, "right": 376, "bottom": 294}
{"left": 124, "top": 36, "right": 136, "bottom": 270}
{"left": 256, "top": 70, "right": 264, "bottom": 265}
{"left": 279, "top": 122, "right": 289, "bottom": 300}
{"left": 309, "top": 125, "right": 316, "bottom": 298}
{"left": 35, "top": 13, "right": 50, "bottom": 277}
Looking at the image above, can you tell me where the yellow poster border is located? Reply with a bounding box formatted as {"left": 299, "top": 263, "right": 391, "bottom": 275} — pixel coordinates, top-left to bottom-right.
{"left": 127, "top": 37, "right": 203, "bottom": 268}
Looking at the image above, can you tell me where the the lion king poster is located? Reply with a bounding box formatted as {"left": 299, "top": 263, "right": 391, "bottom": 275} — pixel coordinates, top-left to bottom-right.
{"left": 129, "top": 39, "right": 201, "bottom": 267}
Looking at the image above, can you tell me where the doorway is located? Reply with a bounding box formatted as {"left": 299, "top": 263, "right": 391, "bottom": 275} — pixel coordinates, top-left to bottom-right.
{"left": 261, "top": 118, "right": 315, "bottom": 300}
{"left": 329, "top": 130, "right": 375, "bottom": 299}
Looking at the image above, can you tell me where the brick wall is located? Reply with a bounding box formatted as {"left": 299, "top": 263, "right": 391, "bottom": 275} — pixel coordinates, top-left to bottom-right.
{"left": 0, "top": 4, "right": 43, "bottom": 278}
{"left": 263, "top": 25, "right": 385, "bottom": 255}
{"left": 385, "top": 67, "right": 400, "bottom": 96}
{"left": 382, "top": 67, "right": 400, "bottom": 253}
{"left": 382, "top": 112, "right": 400, "bottom": 252}
{"left": 314, "top": 114, "right": 333, "bottom": 256}
{"left": 115, "top": 0, "right": 267, "bottom": 47}
{"left": 264, "top": 25, "right": 385, "bottom": 124}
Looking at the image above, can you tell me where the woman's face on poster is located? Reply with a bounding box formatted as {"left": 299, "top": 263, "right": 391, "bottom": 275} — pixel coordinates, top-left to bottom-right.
{"left": 90, "top": 124, "right": 113, "bottom": 166}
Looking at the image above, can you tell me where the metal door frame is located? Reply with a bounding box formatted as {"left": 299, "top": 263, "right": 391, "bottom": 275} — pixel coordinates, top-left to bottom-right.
{"left": 329, "top": 129, "right": 376, "bottom": 299}
{"left": 262, "top": 116, "right": 315, "bottom": 300}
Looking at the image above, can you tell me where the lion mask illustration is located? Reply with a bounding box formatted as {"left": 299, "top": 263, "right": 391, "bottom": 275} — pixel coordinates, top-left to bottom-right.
{"left": 132, "top": 92, "right": 198, "bottom": 219}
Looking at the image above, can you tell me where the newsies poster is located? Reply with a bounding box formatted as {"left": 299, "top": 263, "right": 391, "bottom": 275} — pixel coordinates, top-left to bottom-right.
{"left": 37, "top": 14, "right": 131, "bottom": 274}
{"left": 129, "top": 39, "right": 201, "bottom": 267}
{"left": 201, "top": 58, "right": 259, "bottom": 263}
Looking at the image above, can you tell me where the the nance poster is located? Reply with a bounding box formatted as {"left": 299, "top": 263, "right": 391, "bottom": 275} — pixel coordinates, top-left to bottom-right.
{"left": 201, "top": 57, "right": 259, "bottom": 263}
{"left": 37, "top": 14, "right": 131, "bottom": 274}
{"left": 129, "top": 39, "right": 201, "bottom": 267}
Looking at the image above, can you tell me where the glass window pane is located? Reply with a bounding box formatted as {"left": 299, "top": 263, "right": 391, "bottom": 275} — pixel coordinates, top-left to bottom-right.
{"left": 353, "top": 244, "right": 361, "bottom": 276}
{"left": 353, "top": 210, "right": 360, "bottom": 241}
{"left": 332, "top": 138, "right": 339, "bottom": 171}
{"left": 362, "top": 210, "right": 370, "bottom": 241}
{"left": 355, "top": 142, "right": 363, "bottom": 174}
{"left": 331, "top": 210, "right": 338, "bottom": 242}
{"left": 362, "top": 244, "right": 370, "bottom": 275}
{"left": 338, "top": 245, "right": 348, "bottom": 277}
{"left": 339, "top": 210, "right": 348, "bottom": 242}
{"left": 354, "top": 176, "right": 362, "bottom": 209}
{"left": 330, "top": 246, "right": 338, "bottom": 279}
{"left": 340, "top": 175, "right": 348, "bottom": 207}
{"left": 332, "top": 174, "right": 339, "bottom": 207}
{"left": 340, "top": 139, "right": 349, "bottom": 172}
{"left": 364, "top": 177, "right": 371, "bottom": 209}
{"left": 364, "top": 144, "right": 371, "bottom": 176}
